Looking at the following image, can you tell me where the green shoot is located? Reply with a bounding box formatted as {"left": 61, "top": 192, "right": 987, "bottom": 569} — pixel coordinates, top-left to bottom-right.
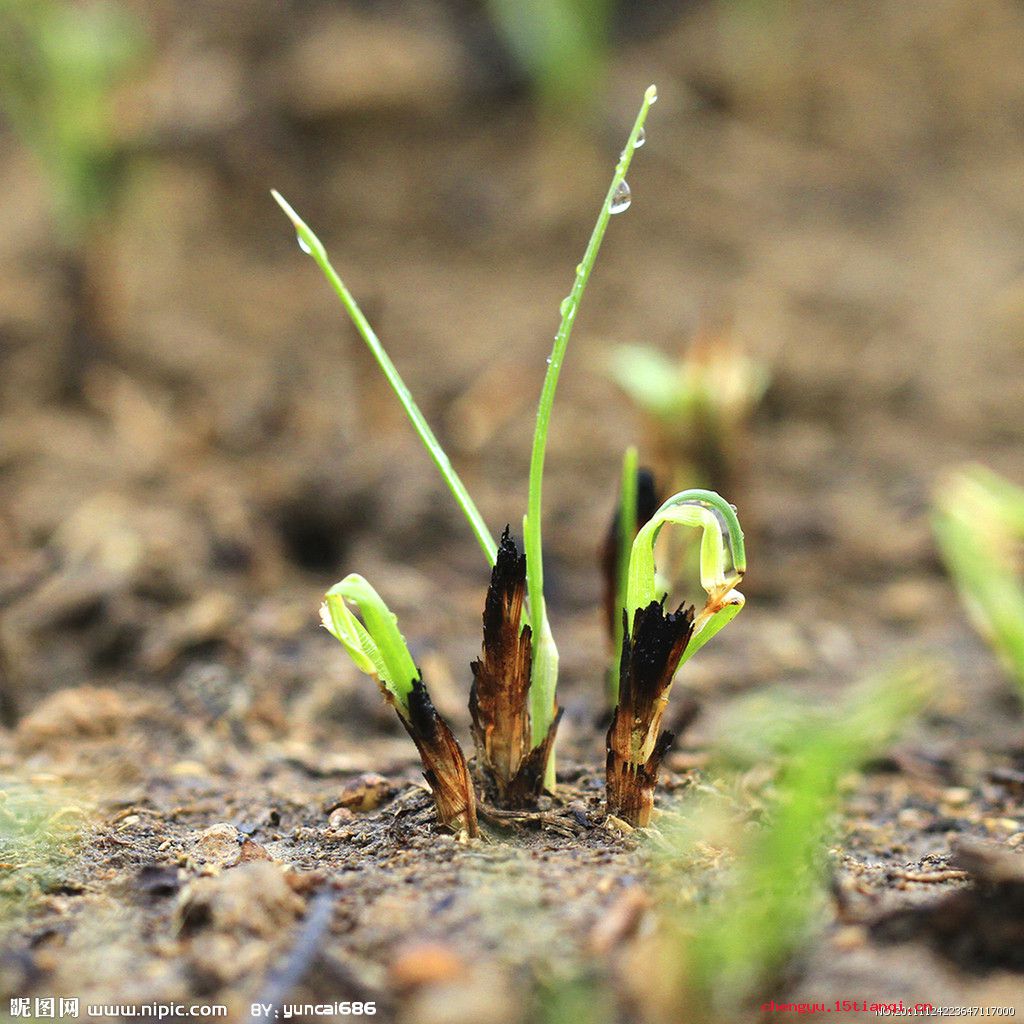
{"left": 525, "top": 84, "right": 658, "bottom": 766}
{"left": 933, "top": 465, "right": 1024, "bottom": 695}
{"left": 0, "top": 0, "right": 143, "bottom": 243}
{"left": 321, "top": 575, "right": 418, "bottom": 710}
{"left": 608, "top": 446, "right": 639, "bottom": 704}
{"left": 322, "top": 575, "right": 478, "bottom": 834}
{"left": 483, "top": 0, "right": 612, "bottom": 115}
{"left": 270, "top": 191, "right": 498, "bottom": 567}
{"left": 654, "top": 664, "right": 934, "bottom": 1018}
{"left": 607, "top": 330, "right": 768, "bottom": 497}
{"left": 626, "top": 489, "right": 746, "bottom": 664}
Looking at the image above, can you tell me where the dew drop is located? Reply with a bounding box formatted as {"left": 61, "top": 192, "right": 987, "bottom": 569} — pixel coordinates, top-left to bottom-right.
{"left": 609, "top": 180, "right": 632, "bottom": 214}
{"left": 297, "top": 235, "right": 312, "bottom": 255}
{"left": 633, "top": 127, "right": 646, "bottom": 149}
{"left": 546, "top": 356, "right": 552, "bottom": 365}
{"left": 648, "top": 85, "right": 658, "bottom": 104}
{"left": 560, "top": 296, "right": 573, "bottom": 316}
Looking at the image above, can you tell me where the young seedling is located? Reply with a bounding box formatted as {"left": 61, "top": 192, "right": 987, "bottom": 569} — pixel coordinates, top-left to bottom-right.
{"left": 0, "top": 0, "right": 143, "bottom": 399}
{"left": 321, "top": 576, "right": 477, "bottom": 835}
{"left": 607, "top": 327, "right": 768, "bottom": 499}
{"left": 276, "top": 87, "right": 658, "bottom": 821}
{"left": 933, "top": 465, "right": 1024, "bottom": 696}
{"left": 607, "top": 490, "right": 746, "bottom": 827}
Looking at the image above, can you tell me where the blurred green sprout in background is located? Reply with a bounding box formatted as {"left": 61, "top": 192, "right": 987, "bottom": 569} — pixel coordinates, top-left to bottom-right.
{"left": 0, "top": 0, "right": 143, "bottom": 243}
{"left": 0, "top": 0, "right": 145, "bottom": 398}
{"left": 529, "top": 665, "right": 932, "bottom": 1023}
{"left": 608, "top": 330, "right": 769, "bottom": 497}
{"left": 485, "top": 0, "right": 612, "bottom": 116}
{"left": 642, "top": 664, "right": 933, "bottom": 1021}
{"left": 933, "top": 465, "right": 1024, "bottom": 696}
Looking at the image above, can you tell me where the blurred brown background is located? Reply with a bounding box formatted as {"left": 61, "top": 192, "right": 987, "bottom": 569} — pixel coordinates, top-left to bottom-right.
{"left": 2, "top": 0, "right": 1023, "bottom": 739}
{"left": 4, "top": 2, "right": 1024, "bottom": 1017}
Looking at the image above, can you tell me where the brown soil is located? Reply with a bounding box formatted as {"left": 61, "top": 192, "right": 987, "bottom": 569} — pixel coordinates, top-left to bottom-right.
{"left": 3, "top": 1, "right": 1024, "bottom": 1021}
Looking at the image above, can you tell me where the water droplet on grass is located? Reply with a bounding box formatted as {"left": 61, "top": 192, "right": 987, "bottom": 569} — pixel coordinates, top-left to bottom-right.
{"left": 560, "top": 296, "right": 573, "bottom": 316}
{"left": 297, "top": 235, "right": 312, "bottom": 254}
{"left": 610, "top": 180, "right": 631, "bottom": 214}
{"left": 634, "top": 127, "right": 646, "bottom": 148}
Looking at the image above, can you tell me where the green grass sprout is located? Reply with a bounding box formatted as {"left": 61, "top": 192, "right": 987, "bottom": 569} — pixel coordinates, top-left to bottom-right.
{"left": 0, "top": 0, "right": 145, "bottom": 398}
{"left": 321, "top": 577, "right": 478, "bottom": 835}
{"left": 525, "top": 84, "right": 658, "bottom": 778}
{"left": 933, "top": 465, "right": 1024, "bottom": 695}
{"left": 322, "top": 575, "right": 419, "bottom": 707}
{"left": 0, "top": 0, "right": 142, "bottom": 243}
{"left": 606, "top": 489, "right": 746, "bottom": 825}
{"left": 607, "top": 330, "right": 768, "bottom": 499}
{"left": 484, "top": 0, "right": 612, "bottom": 115}
{"left": 627, "top": 489, "right": 746, "bottom": 663}
{"left": 270, "top": 190, "right": 498, "bottom": 567}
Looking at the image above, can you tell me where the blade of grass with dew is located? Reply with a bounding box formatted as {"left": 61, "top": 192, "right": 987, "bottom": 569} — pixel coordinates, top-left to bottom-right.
{"left": 525, "top": 85, "right": 658, "bottom": 775}
{"left": 271, "top": 190, "right": 497, "bottom": 566}
{"left": 608, "top": 445, "right": 639, "bottom": 704}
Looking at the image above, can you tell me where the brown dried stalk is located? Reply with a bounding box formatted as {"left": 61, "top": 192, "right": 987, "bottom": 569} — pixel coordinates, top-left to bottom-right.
{"left": 395, "top": 678, "right": 478, "bottom": 836}
{"left": 470, "top": 527, "right": 561, "bottom": 808}
{"left": 606, "top": 600, "right": 694, "bottom": 826}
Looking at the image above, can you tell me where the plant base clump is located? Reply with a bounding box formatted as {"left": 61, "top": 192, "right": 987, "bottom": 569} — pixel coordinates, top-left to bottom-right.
{"left": 469, "top": 528, "right": 561, "bottom": 808}
{"left": 606, "top": 600, "right": 694, "bottom": 826}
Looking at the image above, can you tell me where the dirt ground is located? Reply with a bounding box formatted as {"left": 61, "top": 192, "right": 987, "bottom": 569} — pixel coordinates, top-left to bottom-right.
{"left": 3, "top": 1, "right": 1024, "bottom": 1021}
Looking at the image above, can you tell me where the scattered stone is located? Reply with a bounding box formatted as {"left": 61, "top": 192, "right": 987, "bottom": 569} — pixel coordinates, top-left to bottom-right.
{"left": 192, "top": 823, "right": 241, "bottom": 867}
{"left": 327, "top": 806, "right": 355, "bottom": 829}
{"left": 589, "top": 886, "right": 651, "bottom": 955}
{"left": 136, "top": 864, "right": 182, "bottom": 900}
{"left": 389, "top": 942, "right": 466, "bottom": 991}
{"left": 236, "top": 839, "right": 273, "bottom": 863}
{"left": 329, "top": 773, "right": 395, "bottom": 814}
{"left": 176, "top": 861, "right": 304, "bottom": 939}
{"left": 871, "top": 839, "right": 1024, "bottom": 972}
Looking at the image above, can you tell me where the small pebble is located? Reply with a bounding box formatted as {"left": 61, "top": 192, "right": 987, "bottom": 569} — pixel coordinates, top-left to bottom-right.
{"left": 941, "top": 787, "right": 972, "bottom": 806}
{"left": 192, "top": 823, "right": 240, "bottom": 866}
